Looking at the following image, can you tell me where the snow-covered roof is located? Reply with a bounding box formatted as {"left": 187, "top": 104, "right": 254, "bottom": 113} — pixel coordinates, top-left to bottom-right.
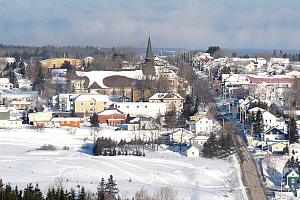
{"left": 98, "top": 109, "right": 124, "bottom": 115}
{"left": 149, "top": 92, "right": 184, "bottom": 100}
{"left": 28, "top": 112, "right": 53, "bottom": 122}
{"left": 248, "top": 107, "right": 266, "bottom": 113}
{"left": 74, "top": 94, "right": 109, "bottom": 102}
{"left": 0, "top": 78, "right": 10, "bottom": 84}
{"left": 76, "top": 70, "right": 143, "bottom": 89}
{"left": 52, "top": 117, "right": 81, "bottom": 122}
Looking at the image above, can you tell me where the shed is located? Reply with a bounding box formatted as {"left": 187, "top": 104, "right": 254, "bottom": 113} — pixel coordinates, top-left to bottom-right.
{"left": 186, "top": 146, "right": 200, "bottom": 158}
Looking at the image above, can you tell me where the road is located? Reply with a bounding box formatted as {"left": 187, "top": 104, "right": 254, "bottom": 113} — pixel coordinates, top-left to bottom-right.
{"left": 234, "top": 124, "right": 268, "bottom": 200}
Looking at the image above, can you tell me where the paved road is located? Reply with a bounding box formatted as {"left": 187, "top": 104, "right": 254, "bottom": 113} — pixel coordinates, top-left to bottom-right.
{"left": 234, "top": 131, "right": 267, "bottom": 200}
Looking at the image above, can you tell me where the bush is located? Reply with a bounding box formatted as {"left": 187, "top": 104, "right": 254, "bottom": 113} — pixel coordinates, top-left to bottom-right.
{"left": 39, "top": 144, "right": 56, "bottom": 151}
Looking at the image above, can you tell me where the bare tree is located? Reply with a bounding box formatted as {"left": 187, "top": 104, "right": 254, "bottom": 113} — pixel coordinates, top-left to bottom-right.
{"left": 153, "top": 187, "right": 177, "bottom": 200}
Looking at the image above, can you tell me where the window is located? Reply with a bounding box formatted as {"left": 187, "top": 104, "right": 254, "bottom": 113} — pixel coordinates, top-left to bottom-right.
{"left": 80, "top": 102, "right": 84, "bottom": 106}
{"left": 145, "top": 105, "right": 147, "bottom": 108}
{"left": 137, "top": 106, "right": 139, "bottom": 108}
{"left": 126, "top": 106, "right": 129, "bottom": 108}
{"left": 73, "top": 122, "right": 76, "bottom": 125}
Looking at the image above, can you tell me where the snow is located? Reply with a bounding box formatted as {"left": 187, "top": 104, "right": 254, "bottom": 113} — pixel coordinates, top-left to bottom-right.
{"left": 74, "top": 94, "right": 109, "bottom": 102}
{"left": 76, "top": 70, "right": 143, "bottom": 89}
{"left": 0, "top": 127, "right": 246, "bottom": 200}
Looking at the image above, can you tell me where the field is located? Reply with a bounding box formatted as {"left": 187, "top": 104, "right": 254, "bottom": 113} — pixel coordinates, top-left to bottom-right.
{"left": 0, "top": 128, "right": 247, "bottom": 200}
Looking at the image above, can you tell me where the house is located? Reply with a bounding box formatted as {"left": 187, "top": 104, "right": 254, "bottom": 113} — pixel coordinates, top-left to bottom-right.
{"left": 73, "top": 94, "right": 109, "bottom": 115}
{"left": 0, "top": 110, "right": 23, "bottom": 128}
{"left": 149, "top": 92, "right": 184, "bottom": 111}
{"left": 247, "top": 75, "right": 294, "bottom": 101}
{"left": 0, "top": 90, "right": 38, "bottom": 109}
{"left": 169, "top": 128, "right": 194, "bottom": 144}
{"left": 97, "top": 108, "right": 127, "bottom": 126}
{"left": 189, "top": 114, "right": 221, "bottom": 135}
{"left": 113, "top": 102, "right": 167, "bottom": 118}
{"left": 248, "top": 107, "right": 285, "bottom": 131}
{"left": 262, "top": 127, "right": 288, "bottom": 144}
{"left": 269, "top": 142, "right": 288, "bottom": 154}
{"left": 52, "top": 117, "right": 81, "bottom": 128}
{"left": 10, "top": 101, "right": 32, "bottom": 110}
{"left": 28, "top": 112, "right": 53, "bottom": 128}
{"left": 189, "top": 135, "right": 209, "bottom": 148}
{"left": 289, "top": 143, "right": 300, "bottom": 159}
{"left": 286, "top": 170, "right": 299, "bottom": 187}
{"left": 0, "top": 78, "right": 13, "bottom": 89}
{"left": 185, "top": 145, "right": 200, "bottom": 158}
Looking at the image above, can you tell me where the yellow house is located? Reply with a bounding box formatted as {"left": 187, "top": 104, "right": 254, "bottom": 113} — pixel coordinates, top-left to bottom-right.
{"left": 73, "top": 94, "right": 109, "bottom": 115}
{"left": 39, "top": 58, "right": 82, "bottom": 69}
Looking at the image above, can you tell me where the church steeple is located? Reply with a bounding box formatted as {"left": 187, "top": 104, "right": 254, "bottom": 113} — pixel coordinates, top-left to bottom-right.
{"left": 145, "top": 35, "right": 154, "bottom": 62}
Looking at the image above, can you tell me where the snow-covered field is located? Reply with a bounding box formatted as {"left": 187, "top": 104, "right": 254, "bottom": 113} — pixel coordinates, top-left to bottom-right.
{"left": 0, "top": 128, "right": 246, "bottom": 200}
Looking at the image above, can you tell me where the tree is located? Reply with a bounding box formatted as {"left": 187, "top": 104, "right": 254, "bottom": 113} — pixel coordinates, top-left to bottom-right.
{"left": 165, "top": 103, "right": 177, "bottom": 129}
{"left": 253, "top": 110, "right": 264, "bottom": 133}
{"left": 202, "top": 133, "right": 218, "bottom": 158}
{"left": 97, "top": 178, "right": 106, "bottom": 200}
{"left": 206, "top": 46, "right": 220, "bottom": 56}
{"left": 105, "top": 175, "right": 119, "bottom": 197}
{"left": 288, "top": 117, "right": 299, "bottom": 144}
{"left": 180, "top": 95, "right": 196, "bottom": 122}
{"left": 78, "top": 187, "right": 87, "bottom": 200}
{"left": 90, "top": 113, "right": 99, "bottom": 127}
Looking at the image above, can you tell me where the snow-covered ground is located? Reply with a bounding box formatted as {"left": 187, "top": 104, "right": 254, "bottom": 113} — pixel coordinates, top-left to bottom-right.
{"left": 0, "top": 128, "right": 246, "bottom": 200}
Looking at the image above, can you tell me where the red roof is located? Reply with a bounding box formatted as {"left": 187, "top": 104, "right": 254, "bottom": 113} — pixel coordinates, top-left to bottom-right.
{"left": 247, "top": 76, "right": 294, "bottom": 84}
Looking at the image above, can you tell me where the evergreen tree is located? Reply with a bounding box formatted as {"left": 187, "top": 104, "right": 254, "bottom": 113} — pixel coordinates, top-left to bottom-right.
{"left": 90, "top": 113, "right": 99, "bottom": 127}
{"left": 253, "top": 110, "right": 264, "bottom": 133}
{"left": 68, "top": 188, "right": 76, "bottom": 200}
{"left": 78, "top": 187, "right": 86, "bottom": 200}
{"left": 202, "top": 133, "right": 219, "bottom": 158}
{"left": 105, "top": 175, "right": 119, "bottom": 197}
{"left": 288, "top": 117, "right": 299, "bottom": 144}
{"left": 97, "top": 178, "right": 106, "bottom": 200}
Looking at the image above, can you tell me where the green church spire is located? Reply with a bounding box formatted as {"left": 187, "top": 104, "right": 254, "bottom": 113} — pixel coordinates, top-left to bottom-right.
{"left": 145, "top": 35, "right": 153, "bottom": 61}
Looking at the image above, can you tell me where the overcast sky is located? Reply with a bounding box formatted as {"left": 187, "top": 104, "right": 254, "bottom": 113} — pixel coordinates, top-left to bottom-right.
{"left": 0, "top": 0, "right": 300, "bottom": 49}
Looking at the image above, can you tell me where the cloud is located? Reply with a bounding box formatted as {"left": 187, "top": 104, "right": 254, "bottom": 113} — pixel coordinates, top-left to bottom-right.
{"left": 0, "top": 0, "right": 300, "bottom": 49}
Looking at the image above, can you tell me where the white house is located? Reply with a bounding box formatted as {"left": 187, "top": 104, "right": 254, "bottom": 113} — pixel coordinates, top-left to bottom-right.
{"left": 189, "top": 135, "right": 209, "bottom": 147}
{"left": 113, "top": 102, "right": 167, "bottom": 118}
{"left": 262, "top": 127, "right": 288, "bottom": 144}
{"left": 169, "top": 128, "right": 194, "bottom": 144}
{"left": 289, "top": 143, "right": 300, "bottom": 159}
{"left": 0, "top": 109, "right": 24, "bottom": 128}
{"left": 149, "top": 92, "right": 184, "bottom": 111}
{"left": 248, "top": 107, "right": 285, "bottom": 131}
{"left": 185, "top": 146, "right": 200, "bottom": 158}
{"left": 190, "top": 115, "right": 220, "bottom": 135}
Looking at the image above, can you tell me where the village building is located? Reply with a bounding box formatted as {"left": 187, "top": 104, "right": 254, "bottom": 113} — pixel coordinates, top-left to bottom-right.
{"left": 189, "top": 114, "right": 221, "bottom": 135}
{"left": 28, "top": 112, "right": 53, "bottom": 128}
{"left": 97, "top": 108, "right": 127, "bottom": 126}
{"left": 39, "top": 58, "right": 82, "bottom": 69}
{"left": 185, "top": 145, "right": 200, "bottom": 158}
{"left": 72, "top": 94, "right": 109, "bottom": 115}
{"left": 52, "top": 117, "right": 81, "bottom": 128}
{"left": 149, "top": 92, "right": 184, "bottom": 111}
{"left": 113, "top": 102, "right": 167, "bottom": 118}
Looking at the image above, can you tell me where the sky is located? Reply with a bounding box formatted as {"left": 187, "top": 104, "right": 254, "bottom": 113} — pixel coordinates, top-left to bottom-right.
{"left": 0, "top": 0, "right": 300, "bottom": 49}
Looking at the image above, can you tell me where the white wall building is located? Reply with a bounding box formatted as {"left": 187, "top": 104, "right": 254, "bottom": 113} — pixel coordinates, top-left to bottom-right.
{"left": 113, "top": 102, "right": 167, "bottom": 118}
{"left": 185, "top": 146, "right": 200, "bottom": 158}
